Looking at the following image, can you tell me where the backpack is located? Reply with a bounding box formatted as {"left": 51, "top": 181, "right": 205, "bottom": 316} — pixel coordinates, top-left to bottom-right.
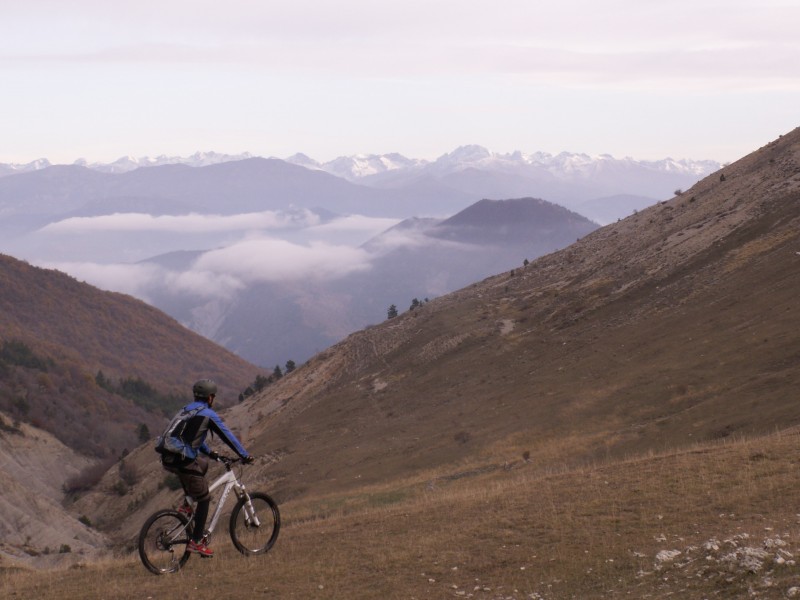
{"left": 155, "top": 405, "right": 204, "bottom": 461}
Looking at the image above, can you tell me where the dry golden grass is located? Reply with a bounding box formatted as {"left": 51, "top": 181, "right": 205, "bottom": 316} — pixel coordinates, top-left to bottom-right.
{"left": 722, "top": 228, "right": 798, "bottom": 274}
{"left": 6, "top": 429, "right": 800, "bottom": 599}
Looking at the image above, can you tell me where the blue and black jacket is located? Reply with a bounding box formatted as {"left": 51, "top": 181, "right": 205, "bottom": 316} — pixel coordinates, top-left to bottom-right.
{"left": 167, "top": 400, "right": 250, "bottom": 462}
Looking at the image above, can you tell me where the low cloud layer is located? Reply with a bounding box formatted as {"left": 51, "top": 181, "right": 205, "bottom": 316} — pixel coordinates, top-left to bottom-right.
{"left": 29, "top": 211, "right": 401, "bottom": 267}
{"left": 194, "top": 237, "right": 372, "bottom": 283}
{"left": 307, "top": 215, "right": 400, "bottom": 236}
{"left": 41, "top": 261, "right": 168, "bottom": 300}
{"left": 39, "top": 209, "right": 322, "bottom": 234}
{"left": 42, "top": 233, "right": 375, "bottom": 303}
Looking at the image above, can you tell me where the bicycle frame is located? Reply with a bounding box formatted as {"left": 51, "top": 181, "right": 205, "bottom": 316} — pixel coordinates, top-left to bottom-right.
{"left": 189, "top": 462, "right": 262, "bottom": 539}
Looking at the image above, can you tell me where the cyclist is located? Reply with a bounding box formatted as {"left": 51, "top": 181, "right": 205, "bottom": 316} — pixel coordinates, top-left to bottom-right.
{"left": 159, "top": 378, "right": 254, "bottom": 557}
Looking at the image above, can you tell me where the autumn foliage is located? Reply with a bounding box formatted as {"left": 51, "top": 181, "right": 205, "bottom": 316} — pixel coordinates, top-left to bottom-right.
{"left": 0, "top": 254, "right": 259, "bottom": 456}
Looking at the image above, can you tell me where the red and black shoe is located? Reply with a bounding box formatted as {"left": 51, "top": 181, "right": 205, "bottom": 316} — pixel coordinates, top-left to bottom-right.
{"left": 187, "top": 539, "right": 214, "bottom": 558}
{"left": 177, "top": 502, "right": 193, "bottom": 517}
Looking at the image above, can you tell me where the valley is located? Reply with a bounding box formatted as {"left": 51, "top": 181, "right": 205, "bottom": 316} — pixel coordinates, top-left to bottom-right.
{"left": 1, "top": 128, "right": 798, "bottom": 599}
{"left": 0, "top": 146, "right": 716, "bottom": 368}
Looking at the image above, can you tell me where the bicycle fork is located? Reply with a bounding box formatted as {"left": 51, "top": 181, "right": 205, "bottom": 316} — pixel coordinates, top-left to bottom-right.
{"left": 236, "top": 483, "right": 262, "bottom": 528}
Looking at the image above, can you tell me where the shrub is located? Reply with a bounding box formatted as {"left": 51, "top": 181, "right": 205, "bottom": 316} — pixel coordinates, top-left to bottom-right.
{"left": 137, "top": 423, "right": 150, "bottom": 443}
{"left": 0, "top": 414, "right": 22, "bottom": 436}
{"left": 62, "top": 458, "right": 116, "bottom": 494}
{"left": 162, "top": 474, "right": 182, "bottom": 491}
{"left": 119, "top": 460, "right": 139, "bottom": 487}
{"left": 12, "top": 396, "right": 29, "bottom": 416}
{"left": 0, "top": 339, "right": 50, "bottom": 371}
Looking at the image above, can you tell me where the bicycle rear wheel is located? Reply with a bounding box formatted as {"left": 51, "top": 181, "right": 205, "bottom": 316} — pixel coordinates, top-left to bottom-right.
{"left": 229, "top": 492, "right": 280, "bottom": 555}
{"left": 138, "top": 509, "right": 192, "bottom": 574}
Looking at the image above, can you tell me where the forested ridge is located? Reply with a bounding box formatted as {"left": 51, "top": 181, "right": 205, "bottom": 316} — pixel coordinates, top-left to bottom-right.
{"left": 0, "top": 254, "right": 259, "bottom": 456}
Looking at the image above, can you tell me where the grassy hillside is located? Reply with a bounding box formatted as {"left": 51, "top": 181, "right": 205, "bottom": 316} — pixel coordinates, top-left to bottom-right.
{"left": 218, "top": 127, "right": 800, "bottom": 503}
{"left": 0, "top": 255, "right": 261, "bottom": 455}
{"left": 4, "top": 429, "right": 800, "bottom": 599}
{"left": 67, "top": 127, "right": 799, "bottom": 535}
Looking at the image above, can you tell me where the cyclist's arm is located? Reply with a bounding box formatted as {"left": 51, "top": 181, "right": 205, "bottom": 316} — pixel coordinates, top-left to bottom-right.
{"left": 206, "top": 411, "right": 250, "bottom": 458}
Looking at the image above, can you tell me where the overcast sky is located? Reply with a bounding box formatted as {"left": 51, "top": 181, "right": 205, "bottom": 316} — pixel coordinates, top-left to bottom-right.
{"left": 2, "top": 0, "right": 798, "bottom": 165}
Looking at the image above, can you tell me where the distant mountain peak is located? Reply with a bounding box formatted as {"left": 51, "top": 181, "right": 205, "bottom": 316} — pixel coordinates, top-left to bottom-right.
{"left": 440, "top": 145, "right": 493, "bottom": 162}
{"left": 74, "top": 151, "right": 257, "bottom": 173}
{"left": 0, "top": 158, "right": 51, "bottom": 176}
{"left": 285, "top": 153, "right": 321, "bottom": 170}
{"left": 440, "top": 197, "right": 594, "bottom": 231}
{"left": 317, "top": 153, "right": 425, "bottom": 180}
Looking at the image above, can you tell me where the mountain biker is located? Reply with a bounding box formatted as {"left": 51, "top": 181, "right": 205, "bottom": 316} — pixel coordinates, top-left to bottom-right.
{"left": 159, "top": 379, "right": 254, "bottom": 557}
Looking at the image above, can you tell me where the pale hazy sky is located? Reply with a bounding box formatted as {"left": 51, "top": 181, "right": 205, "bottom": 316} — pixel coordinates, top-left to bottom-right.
{"left": 2, "top": 0, "right": 798, "bottom": 165}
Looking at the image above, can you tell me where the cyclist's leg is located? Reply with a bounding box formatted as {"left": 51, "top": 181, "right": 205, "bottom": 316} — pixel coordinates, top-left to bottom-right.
{"left": 162, "top": 457, "right": 193, "bottom": 503}
{"left": 192, "top": 498, "right": 210, "bottom": 537}
{"left": 178, "top": 458, "right": 212, "bottom": 553}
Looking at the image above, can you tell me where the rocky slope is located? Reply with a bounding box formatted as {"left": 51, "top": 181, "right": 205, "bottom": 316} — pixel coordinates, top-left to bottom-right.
{"left": 0, "top": 412, "right": 109, "bottom": 567}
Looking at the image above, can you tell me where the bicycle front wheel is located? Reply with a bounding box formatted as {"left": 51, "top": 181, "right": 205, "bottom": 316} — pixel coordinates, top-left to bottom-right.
{"left": 138, "top": 509, "right": 192, "bottom": 574}
{"left": 229, "top": 492, "right": 280, "bottom": 555}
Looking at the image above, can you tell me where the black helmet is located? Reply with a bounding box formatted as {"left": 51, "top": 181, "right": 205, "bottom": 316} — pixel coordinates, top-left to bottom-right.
{"left": 193, "top": 379, "right": 218, "bottom": 399}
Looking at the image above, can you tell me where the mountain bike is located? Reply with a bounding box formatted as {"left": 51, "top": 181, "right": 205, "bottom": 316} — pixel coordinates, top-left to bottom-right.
{"left": 138, "top": 455, "right": 280, "bottom": 574}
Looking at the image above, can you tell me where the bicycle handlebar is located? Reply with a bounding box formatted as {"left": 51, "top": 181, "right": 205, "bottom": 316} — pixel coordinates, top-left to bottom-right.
{"left": 211, "top": 454, "right": 255, "bottom": 467}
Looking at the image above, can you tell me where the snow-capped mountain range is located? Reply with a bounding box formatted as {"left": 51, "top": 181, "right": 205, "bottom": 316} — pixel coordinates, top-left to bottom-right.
{"left": 287, "top": 145, "right": 719, "bottom": 183}
{"left": 0, "top": 146, "right": 720, "bottom": 182}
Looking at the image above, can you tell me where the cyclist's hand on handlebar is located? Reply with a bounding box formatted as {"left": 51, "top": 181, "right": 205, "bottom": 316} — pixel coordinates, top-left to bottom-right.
{"left": 242, "top": 455, "right": 255, "bottom": 464}
{"left": 208, "top": 451, "right": 220, "bottom": 461}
